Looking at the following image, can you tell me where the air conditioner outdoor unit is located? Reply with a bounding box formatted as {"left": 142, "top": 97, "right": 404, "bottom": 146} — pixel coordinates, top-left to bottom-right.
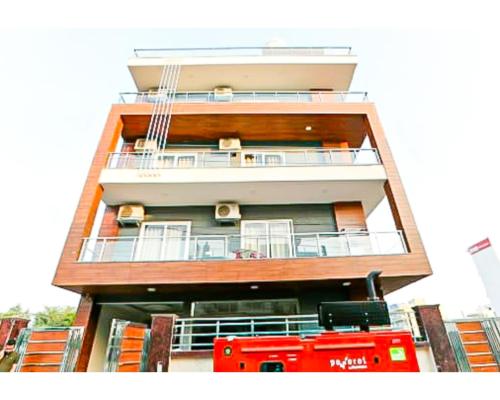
{"left": 134, "top": 138, "right": 158, "bottom": 152}
{"left": 219, "top": 137, "right": 241, "bottom": 151}
{"left": 214, "top": 86, "right": 233, "bottom": 102}
{"left": 215, "top": 203, "right": 241, "bottom": 222}
{"left": 117, "top": 205, "right": 145, "bottom": 226}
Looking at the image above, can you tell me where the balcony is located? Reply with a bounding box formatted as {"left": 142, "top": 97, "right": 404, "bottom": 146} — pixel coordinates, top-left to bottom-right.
{"left": 118, "top": 90, "right": 368, "bottom": 104}
{"left": 78, "top": 230, "right": 407, "bottom": 263}
{"left": 127, "top": 46, "right": 358, "bottom": 91}
{"left": 99, "top": 148, "right": 387, "bottom": 210}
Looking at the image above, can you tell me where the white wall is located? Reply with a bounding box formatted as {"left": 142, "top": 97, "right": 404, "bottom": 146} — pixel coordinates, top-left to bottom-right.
{"left": 416, "top": 343, "right": 437, "bottom": 372}
{"left": 169, "top": 355, "right": 214, "bottom": 372}
{"left": 86, "top": 305, "right": 147, "bottom": 372}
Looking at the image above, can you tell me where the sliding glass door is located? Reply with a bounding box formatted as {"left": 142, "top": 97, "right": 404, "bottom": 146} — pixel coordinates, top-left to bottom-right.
{"left": 241, "top": 220, "right": 293, "bottom": 258}
{"left": 136, "top": 222, "right": 191, "bottom": 261}
{"left": 241, "top": 152, "right": 285, "bottom": 167}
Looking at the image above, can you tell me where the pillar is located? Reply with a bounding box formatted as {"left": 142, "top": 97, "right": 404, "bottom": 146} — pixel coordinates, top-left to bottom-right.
{"left": 0, "top": 318, "right": 30, "bottom": 348}
{"left": 146, "top": 314, "right": 177, "bottom": 372}
{"left": 413, "top": 305, "right": 459, "bottom": 372}
{"left": 73, "top": 294, "right": 101, "bottom": 372}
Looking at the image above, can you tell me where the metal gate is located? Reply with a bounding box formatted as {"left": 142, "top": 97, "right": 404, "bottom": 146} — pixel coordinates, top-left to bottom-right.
{"left": 446, "top": 318, "right": 500, "bottom": 372}
{"left": 104, "top": 319, "right": 150, "bottom": 372}
{"left": 14, "top": 327, "right": 83, "bottom": 372}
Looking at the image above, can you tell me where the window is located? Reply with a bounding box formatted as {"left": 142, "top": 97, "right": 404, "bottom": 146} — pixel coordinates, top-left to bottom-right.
{"left": 136, "top": 221, "right": 191, "bottom": 261}
{"left": 241, "top": 152, "right": 285, "bottom": 167}
{"left": 240, "top": 220, "right": 294, "bottom": 258}
{"left": 156, "top": 153, "right": 197, "bottom": 168}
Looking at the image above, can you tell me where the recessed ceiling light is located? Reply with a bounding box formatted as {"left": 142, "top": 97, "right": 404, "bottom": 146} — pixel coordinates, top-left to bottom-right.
{"left": 147, "top": 287, "right": 157, "bottom": 292}
{"left": 250, "top": 285, "right": 259, "bottom": 290}
{"left": 342, "top": 282, "right": 351, "bottom": 287}
{"left": 305, "top": 126, "right": 312, "bottom": 131}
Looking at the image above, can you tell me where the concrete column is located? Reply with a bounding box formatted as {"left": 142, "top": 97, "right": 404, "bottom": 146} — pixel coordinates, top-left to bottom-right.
{"left": 73, "top": 294, "right": 101, "bottom": 372}
{"left": 146, "top": 314, "right": 177, "bottom": 372}
{"left": 0, "top": 318, "right": 30, "bottom": 348}
{"left": 413, "top": 305, "right": 459, "bottom": 372}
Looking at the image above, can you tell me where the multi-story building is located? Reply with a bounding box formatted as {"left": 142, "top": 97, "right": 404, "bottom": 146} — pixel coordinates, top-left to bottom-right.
{"left": 51, "top": 45, "right": 432, "bottom": 372}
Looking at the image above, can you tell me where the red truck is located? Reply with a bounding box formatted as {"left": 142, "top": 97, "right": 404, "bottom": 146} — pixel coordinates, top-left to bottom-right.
{"left": 213, "top": 271, "right": 420, "bottom": 372}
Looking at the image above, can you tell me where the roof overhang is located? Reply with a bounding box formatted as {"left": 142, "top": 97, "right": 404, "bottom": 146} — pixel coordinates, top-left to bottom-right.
{"left": 128, "top": 55, "right": 358, "bottom": 91}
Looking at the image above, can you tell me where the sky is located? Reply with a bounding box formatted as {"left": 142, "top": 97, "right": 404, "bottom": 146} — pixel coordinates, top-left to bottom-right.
{"left": 0, "top": 28, "right": 499, "bottom": 317}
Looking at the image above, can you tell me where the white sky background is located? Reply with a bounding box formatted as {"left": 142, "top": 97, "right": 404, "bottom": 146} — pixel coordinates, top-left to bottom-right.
{"left": 0, "top": 23, "right": 499, "bottom": 316}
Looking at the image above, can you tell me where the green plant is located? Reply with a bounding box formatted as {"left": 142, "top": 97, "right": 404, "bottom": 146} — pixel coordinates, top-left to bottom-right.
{"left": 0, "top": 304, "right": 31, "bottom": 319}
{"left": 33, "top": 306, "right": 76, "bottom": 327}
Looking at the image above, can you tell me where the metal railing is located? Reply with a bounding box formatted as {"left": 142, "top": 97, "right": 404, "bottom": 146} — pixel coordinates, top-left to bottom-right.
{"left": 78, "top": 230, "right": 407, "bottom": 263}
{"left": 105, "top": 148, "right": 380, "bottom": 170}
{"left": 133, "top": 46, "right": 353, "bottom": 58}
{"left": 118, "top": 90, "right": 368, "bottom": 104}
{"left": 172, "top": 311, "right": 422, "bottom": 351}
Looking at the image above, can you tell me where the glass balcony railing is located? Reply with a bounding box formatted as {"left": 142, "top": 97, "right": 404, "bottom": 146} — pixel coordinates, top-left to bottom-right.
{"left": 118, "top": 90, "right": 368, "bottom": 104}
{"left": 78, "top": 231, "right": 407, "bottom": 263}
{"left": 132, "top": 46, "right": 353, "bottom": 58}
{"left": 105, "top": 148, "right": 381, "bottom": 170}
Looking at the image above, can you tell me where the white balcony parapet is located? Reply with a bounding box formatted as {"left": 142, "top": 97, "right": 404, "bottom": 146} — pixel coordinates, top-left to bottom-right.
{"left": 118, "top": 90, "right": 368, "bottom": 104}
{"left": 105, "top": 148, "right": 381, "bottom": 170}
{"left": 78, "top": 230, "right": 407, "bottom": 263}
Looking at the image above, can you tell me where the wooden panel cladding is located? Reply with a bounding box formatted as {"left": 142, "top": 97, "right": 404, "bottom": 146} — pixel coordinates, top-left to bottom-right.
{"left": 98, "top": 207, "right": 119, "bottom": 237}
{"left": 463, "top": 343, "right": 491, "bottom": 353}
{"left": 18, "top": 330, "right": 69, "bottom": 373}
{"left": 26, "top": 341, "right": 66, "bottom": 352}
{"left": 52, "top": 102, "right": 432, "bottom": 296}
{"left": 30, "top": 331, "right": 69, "bottom": 341}
{"left": 460, "top": 332, "right": 488, "bottom": 343}
{"left": 20, "top": 365, "right": 61, "bottom": 372}
{"left": 52, "top": 107, "right": 123, "bottom": 288}
{"left": 117, "top": 324, "right": 148, "bottom": 373}
{"left": 471, "top": 365, "right": 499, "bottom": 372}
{"left": 118, "top": 102, "right": 368, "bottom": 147}
{"left": 122, "top": 114, "right": 367, "bottom": 148}
{"left": 333, "top": 202, "right": 367, "bottom": 231}
{"left": 365, "top": 109, "right": 430, "bottom": 260}
{"left": 457, "top": 322, "right": 482, "bottom": 332}
{"left": 23, "top": 353, "right": 65, "bottom": 364}
{"left": 322, "top": 141, "right": 349, "bottom": 148}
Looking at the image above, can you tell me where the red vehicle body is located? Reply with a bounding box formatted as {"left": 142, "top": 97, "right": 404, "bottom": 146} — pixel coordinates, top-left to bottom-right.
{"left": 213, "top": 330, "right": 420, "bottom": 372}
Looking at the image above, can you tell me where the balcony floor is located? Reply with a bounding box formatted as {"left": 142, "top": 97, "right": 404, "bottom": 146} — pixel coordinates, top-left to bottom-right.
{"left": 100, "top": 164, "right": 387, "bottom": 213}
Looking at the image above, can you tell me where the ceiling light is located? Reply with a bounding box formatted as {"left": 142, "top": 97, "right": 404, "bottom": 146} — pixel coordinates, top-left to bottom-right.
{"left": 305, "top": 126, "right": 312, "bottom": 131}
{"left": 250, "top": 285, "right": 259, "bottom": 290}
{"left": 342, "top": 282, "right": 351, "bottom": 287}
{"left": 147, "top": 287, "right": 157, "bottom": 293}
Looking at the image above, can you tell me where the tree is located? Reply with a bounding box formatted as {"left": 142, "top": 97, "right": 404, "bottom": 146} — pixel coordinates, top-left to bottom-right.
{"left": 0, "top": 304, "right": 30, "bottom": 319}
{"left": 34, "top": 306, "right": 76, "bottom": 327}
